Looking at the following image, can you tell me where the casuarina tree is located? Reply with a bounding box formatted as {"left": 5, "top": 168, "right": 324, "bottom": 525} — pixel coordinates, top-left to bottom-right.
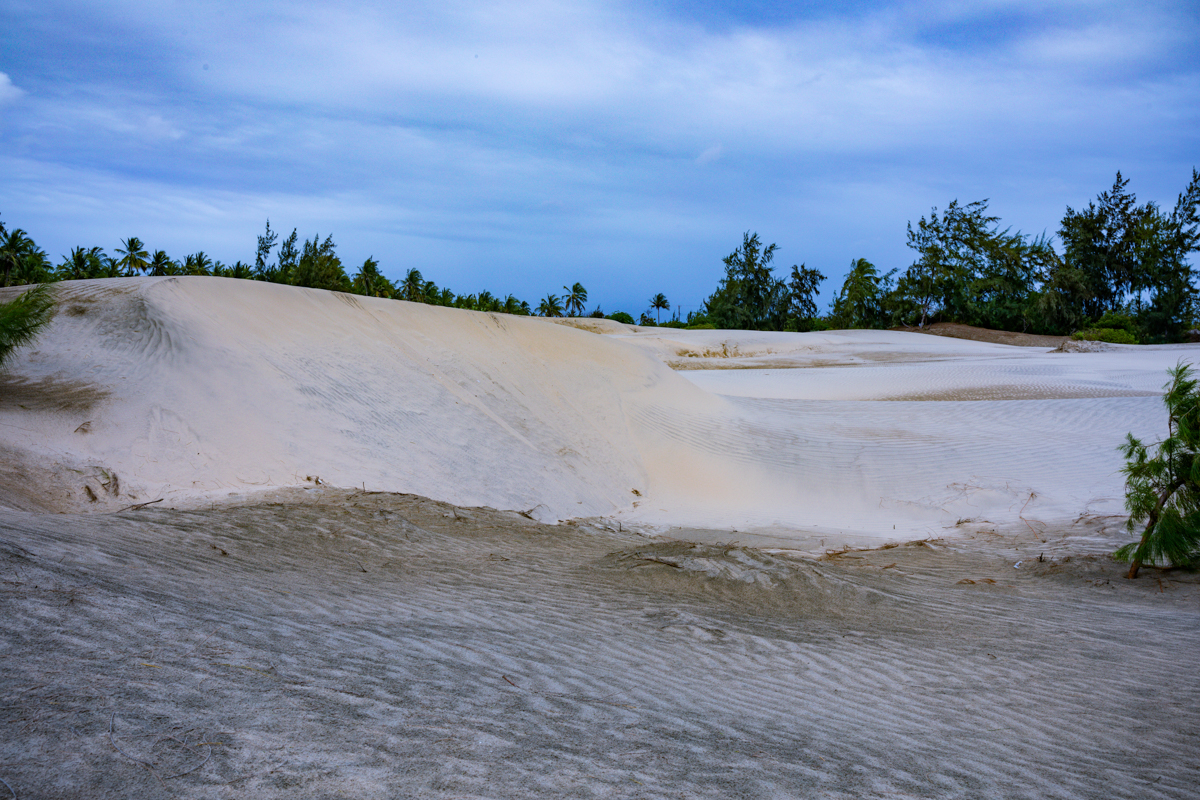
{"left": 1117, "top": 362, "right": 1200, "bottom": 578}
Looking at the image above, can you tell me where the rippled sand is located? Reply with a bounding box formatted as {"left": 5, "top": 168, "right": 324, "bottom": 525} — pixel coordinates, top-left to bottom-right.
{"left": 2, "top": 492, "right": 1197, "bottom": 799}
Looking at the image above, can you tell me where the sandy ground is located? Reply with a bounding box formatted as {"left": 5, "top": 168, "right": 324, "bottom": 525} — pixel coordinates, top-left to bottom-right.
{"left": 2, "top": 278, "right": 1194, "bottom": 544}
{"left": 2, "top": 491, "right": 1198, "bottom": 800}
{"left": 2, "top": 278, "right": 1200, "bottom": 797}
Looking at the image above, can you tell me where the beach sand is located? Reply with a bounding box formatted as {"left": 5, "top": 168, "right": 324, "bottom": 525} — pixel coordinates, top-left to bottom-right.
{"left": 1, "top": 278, "right": 1198, "bottom": 798}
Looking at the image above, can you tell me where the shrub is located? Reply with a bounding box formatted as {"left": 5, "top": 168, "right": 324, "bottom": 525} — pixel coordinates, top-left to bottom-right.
{"left": 605, "top": 311, "right": 635, "bottom": 325}
{"left": 685, "top": 322, "right": 717, "bottom": 330}
{"left": 0, "top": 284, "right": 54, "bottom": 370}
{"left": 1094, "top": 310, "right": 1139, "bottom": 335}
{"left": 1117, "top": 363, "right": 1200, "bottom": 578}
{"left": 1073, "top": 328, "right": 1138, "bottom": 344}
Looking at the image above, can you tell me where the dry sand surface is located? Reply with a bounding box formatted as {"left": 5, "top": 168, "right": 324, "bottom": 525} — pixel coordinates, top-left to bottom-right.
{"left": 2, "top": 494, "right": 1199, "bottom": 799}
{"left": 2, "top": 277, "right": 1199, "bottom": 798}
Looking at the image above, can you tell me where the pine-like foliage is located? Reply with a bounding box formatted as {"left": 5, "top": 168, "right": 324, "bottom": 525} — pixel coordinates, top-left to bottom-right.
{"left": 0, "top": 284, "right": 54, "bottom": 370}
{"left": 1117, "top": 362, "right": 1200, "bottom": 578}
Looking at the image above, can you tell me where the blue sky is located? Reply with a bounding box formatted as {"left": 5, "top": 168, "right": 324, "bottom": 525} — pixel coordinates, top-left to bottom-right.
{"left": 2, "top": 0, "right": 1198, "bottom": 318}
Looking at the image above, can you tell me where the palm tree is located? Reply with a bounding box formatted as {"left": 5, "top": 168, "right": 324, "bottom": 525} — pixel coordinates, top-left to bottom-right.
{"left": 650, "top": 292, "right": 670, "bottom": 324}
{"left": 401, "top": 268, "right": 425, "bottom": 302}
{"left": 0, "top": 284, "right": 54, "bottom": 370}
{"left": 537, "top": 294, "right": 564, "bottom": 317}
{"left": 183, "top": 252, "right": 212, "bottom": 276}
{"left": 228, "top": 261, "right": 254, "bottom": 279}
{"left": 831, "top": 258, "right": 892, "bottom": 329}
{"left": 0, "top": 226, "right": 34, "bottom": 287}
{"left": 147, "top": 249, "right": 175, "bottom": 277}
{"left": 99, "top": 255, "right": 123, "bottom": 278}
{"left": 478, "top": 290, "right": 503, "bottom": 312}
{"left": 59, "top": 247, "right": 97, "bottom": 281}
{"left": 353, "top": 257, "right": 384, "bottom": 296}
{"left": 563, "top": 282, "right": 588, "bottom": 316}
{"left": 503, "top": 294, "right": 528, "bottom": 315}
{"left": 116, "top": 237, "right": 150, "bottom": 276}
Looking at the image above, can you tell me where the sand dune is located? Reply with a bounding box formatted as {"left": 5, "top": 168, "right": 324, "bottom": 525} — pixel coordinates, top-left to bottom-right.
{"left": 1, "top": 277, "right": 1194, "bottom": 549}
{"left": 3, "top": 279, "right": 1199, "bottom": 799}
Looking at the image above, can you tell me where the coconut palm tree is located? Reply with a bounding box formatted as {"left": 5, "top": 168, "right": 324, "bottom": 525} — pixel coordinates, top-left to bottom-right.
{"left": 503, "top": 294, "right": 529, "bottom": 315}
{"left": 183, "top": 252, "right": 212, "bottom": 276}
{"left": 401, "top": 268, "right": 425, "bottom": 302}
{"left": 0, "top": 226, "right": 34, "bottom": 287}
{"left": 650, "top": 292, "right": 670, "bottom": 323}
{"left": 563, "top": 282, "right": 588, "bottom": 316}
{"left": 147, "top": 250, "right": 175, "bottom": 277}
{"left": 228, "top": 261, "right": 254, "bottom": 279}
{"left": 58, "top": 247, "right": 104, "bottom": 281}
{"left": 353, "top": 257, "right": 385, "bottom": 296}
{"left": 116, "top": 237, "right": 149, "bottom": 276}
{"left": 99, "top": 255, "right": 123, "bottom": 278}
{"left": 537, "top": 294, "right": 564, "bottom": 317}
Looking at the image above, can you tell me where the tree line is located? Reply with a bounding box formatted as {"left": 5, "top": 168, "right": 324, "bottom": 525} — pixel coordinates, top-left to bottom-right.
{"left": 3, "top": 169, "right": 1197, "bottom": 340}
{"left": 687, "top": 170, "right": 1200, "bottom": 343}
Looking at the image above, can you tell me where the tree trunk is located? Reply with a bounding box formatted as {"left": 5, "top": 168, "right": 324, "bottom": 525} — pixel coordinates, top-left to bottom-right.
{"left": 1127, "top": 478, "right": 1184, "bottom": 579}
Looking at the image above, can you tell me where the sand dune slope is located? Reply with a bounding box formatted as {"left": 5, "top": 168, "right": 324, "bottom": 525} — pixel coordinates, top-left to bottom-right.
{"left": 0, "top": 278, "right": 719, "bottom": 521}
{"left": 0, "top": 278, "right": 1192, "bottom": 545}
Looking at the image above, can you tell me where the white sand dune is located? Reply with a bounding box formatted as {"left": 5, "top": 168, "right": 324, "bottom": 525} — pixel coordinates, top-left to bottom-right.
{"left": 1, "top": 277, "right": 1194, "bottom": 548}
{"left": 4, "top": 279, "right": 1200, "bottom": 799}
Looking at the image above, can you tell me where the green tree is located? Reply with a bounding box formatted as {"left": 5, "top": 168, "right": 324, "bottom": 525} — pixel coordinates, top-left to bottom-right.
{"left": 649, "top": 292, "right": 670, "bottom": 324}
{"left": 0, "top": 284, "right": 54, "bottom": 370}
{"left": 0, "top": 224, "right": 35, "bottom": 287}
{"left": 1059, "top": 172, "right": 1150, "bottom": 318}
{"left": 227, "top": 261, "right": 254, "bottom": 279}
{"left": 504, "top": 295, "right": 530, "bottom": 315}
{"left": 784, "top": 264, "right": 826, "bottom": 328}
{"left": 537, "top": 294, "right": 564, "bottom": 317}
{"left": 291, "top": 234, "right": 349, "bottom": 292}
{"left": 146, "top": 250, "right": 175, "bottom": 277}
{"left": 255, "top": 219, "right": 279, "bottom": 280}
{"left": 99, "top": 255, "right": 123, "bottom": 278}
{"left": 116, "top": 237, "right": 149, "bottom": 276}
{"left": 275, "top": 229, "right": 300, "bottom": 284}
{"left": 1135, "top": 170, "right": 1200, "bottom": 341}
{"left": 477, "top": 290, "right": 501, "bottom": 312}
{"left": 703, "top": 232, "right": 792, "bottom": 330}
{"left": 58, "top": 247, "right": 106, "bottom": 281}
{"left": 400, "top": 268, "right": 426, "bottom": 302}
{"left": 563, "top": 282, "right": 588, "bottom": 316}
{"left": 1117, "top": 363, "right": 1200, "bottom": 578}
{"left": 352, "top": 257, "right": 391, "bottom": 297}
{"left": 183, "top": 252, "right": 212, "bottom": 276}
{"left": 1056, "top": 170, "right": 1200, "bottom": 340}
{"left": 830, "top": 258, "right": 894, "bottom": 329}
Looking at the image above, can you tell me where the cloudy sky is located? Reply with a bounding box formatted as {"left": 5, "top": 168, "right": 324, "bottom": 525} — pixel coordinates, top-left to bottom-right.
{"left": 2, "top": 0, "right": 1198, "bottom": 317}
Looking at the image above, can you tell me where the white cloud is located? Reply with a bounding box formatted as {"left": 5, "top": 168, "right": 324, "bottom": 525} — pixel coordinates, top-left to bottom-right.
{"left": 3, "top": 0, "right": 1197, "bottom": 310}
{"left": 0, "top": 73, "right": 24, "bottom": 104}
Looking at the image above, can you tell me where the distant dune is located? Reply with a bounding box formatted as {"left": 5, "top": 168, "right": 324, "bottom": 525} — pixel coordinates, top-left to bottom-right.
{"left": 0, "top": 277, "right": 1192, "bottom": 548}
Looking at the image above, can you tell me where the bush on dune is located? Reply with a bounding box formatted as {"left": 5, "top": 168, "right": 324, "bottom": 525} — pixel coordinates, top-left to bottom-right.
{"left": 0, "top": 284, "right": 54, "bottom": 370}
{"left": 1117, "top": 362, "right": 1200, "bottom": 578}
